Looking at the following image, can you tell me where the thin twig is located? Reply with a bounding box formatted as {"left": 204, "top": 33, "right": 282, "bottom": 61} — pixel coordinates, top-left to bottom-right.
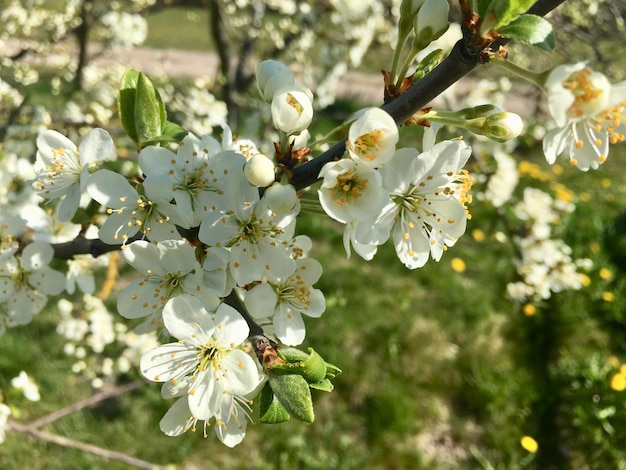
{"left": 30, "top": 380, "right": 144, "bottom": 429}
{"left": 7, "top": 381, "right": 163, "bottom": 470}
{"left": 7, "top": 420, "right": 168, "bottom": 470}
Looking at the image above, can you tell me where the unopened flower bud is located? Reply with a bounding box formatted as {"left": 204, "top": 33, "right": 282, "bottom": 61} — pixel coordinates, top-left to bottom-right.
{"left": 400, "top": 0, "right": 425, "bottom": 19}
{"left": 414, "top": 0, "right": 450, "bottom": 47}
{"left": 256, "top": 60, "right": 295, "bottom": 102}
{"left": 271, "top": 85, "right": 314, "bottom": 135}
{"left": 469, "top": 112, "right": 524, "bottom": 142}
{"left": 244, "top": 154, "right": 275, "bottom": 187}
{"left": 264, "top": 182, "right": 298, "bottom": 215}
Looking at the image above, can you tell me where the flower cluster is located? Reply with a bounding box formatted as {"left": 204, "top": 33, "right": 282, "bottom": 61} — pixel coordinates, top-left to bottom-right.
{"left": 0, "top": 240, "right": 65, "bottom": 332}
{"left": 506, "top": 187, "right": 591, "bottom": 303}
{"left": 23, "top": 61, "right": 331, "bottom": 445}
{"left": 319, "top": 108, "right": 473, "bottom": 269}
{"left": 56, "top": 294, "right": 160, "bottom": 389}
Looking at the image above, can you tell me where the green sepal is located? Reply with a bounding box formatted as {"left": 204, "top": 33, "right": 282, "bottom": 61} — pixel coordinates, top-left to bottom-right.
{"left": 309, "top": 378, "right": 334, "bottom": 392}
{"left": 276, "top": 346, "right": 310, "bottom": 362}
{"left": 135, "top": 72, "right": 167, "bottom": 147}
{"left": 497, "top": 14, "right": 554, "bottom": 51}
{"left": 118, "top": 70, "right": 140, "bottom": 143}
{"left": 412, "top": 49, "right": 444, "bottom": 83}
{"left": 268, "top": 374, "right": 314, "bottom": 424}
{"left": 456, "top": 104, "right": 498, "bottom": 120}
{"left": 324, "top": 362, "right": 342, "bottom": 380}
{"left": 273, "top": 348, "right": 328, "bottom": 384}
{"left": 259, "top": 382, "right": 291, "bottom": 424}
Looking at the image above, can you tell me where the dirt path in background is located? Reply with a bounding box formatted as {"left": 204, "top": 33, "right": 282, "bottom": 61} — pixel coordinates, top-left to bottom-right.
{"left": 0, "top": 36, "right": 538, "bottom": 117}
{"left": 95, "top": 46, "right": 541, "bottom": 117}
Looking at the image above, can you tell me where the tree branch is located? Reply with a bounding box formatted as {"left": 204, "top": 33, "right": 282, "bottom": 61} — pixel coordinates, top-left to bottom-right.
{"left": 29, "top": 381, "right": 144, "bottom": 429}
{"left": 6, "top": 381, "right": 164, "bottom": 470}
{"left": 51, "top": 235, "right": 128, "bottom": 260}
{"left": 290, "top": 0, "right": 567, "bottom": 191}
{"left": 46, "top": 0, "right": 566, "bottom": 260}
{"left": 8, "top": 420, "right": 168, "bottom": 470}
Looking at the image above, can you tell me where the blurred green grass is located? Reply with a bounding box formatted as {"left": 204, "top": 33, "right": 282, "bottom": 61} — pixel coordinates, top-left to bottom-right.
{"left": 144, "top": 7, "right": 213, "bottom": 51}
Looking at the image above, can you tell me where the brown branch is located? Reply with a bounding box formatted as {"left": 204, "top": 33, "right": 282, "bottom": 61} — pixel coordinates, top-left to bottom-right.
{"left": 6, "top": 381, "right": 165, "bottom": 470}
{"left": 7, "top": 420, "right": 168, "bottom": 470}
{"left": 51, "top": 235, "right": 127, "bottom": 260}
{"left": 30, "top": 381, "right": 144, "bottom": 429}
{"left": 205, "top": 0, "right": 236, "bottom": 123}
{"left": 73, "top": 0, "right": 93, "bottom": 92}
{"left": 290, "top": 0, "right": 567, "bottom": 191}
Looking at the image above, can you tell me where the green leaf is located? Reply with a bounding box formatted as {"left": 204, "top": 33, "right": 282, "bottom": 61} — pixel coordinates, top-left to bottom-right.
{"left": 140, "top": 121, "right": 188, "bottom": 147}
{"left": 482, "top": 0, "right": 536, "bottom": 33}
{"left": 497, "top": 14, "right": 555, "bottom": 51}
{"left": 135, "top": 72, "right": 166, "bottom": 147}
{"left": 269, "top": 374, "right": 314, "bottom": 424}
{"left": 118, "top": 70, "right": 140, "bottom": 143}
{"left": 477, "top": 0, "right": 493, "bottom": 18}
{"left": 259, "top": 382, "right": 291, "bottom": 424}
{"left": 412, "top": 49, "right": 444, "bottom": 83}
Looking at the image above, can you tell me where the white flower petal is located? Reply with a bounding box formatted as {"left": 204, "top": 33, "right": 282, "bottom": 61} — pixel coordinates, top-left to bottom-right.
{"left": 117, "top": 278, "right": 164, "bottom": 319}
{"left": 274, "top": 304, "right": 306, "bottom": 346}
{"left": 56, "top": 184, "right": 81, "bottom": 222}
{"left": 219, "top": 350, "right": 260, "bottom": 396}
{"left": 140, "top": 343, "right": 197, "bottom": 382}
{"left": 21, "top": 242, "right": 54, "bottom": 271}
{"left": 244, "top": 283, "right": 278, "bottom": 319}
{"left": 29, "top": 268, "right": 66, "bottom": 295}
{"left": 213, "top": 303, "right": 249, "bottom": 347}
{"left": 121, "top": 240, "right": 162, "bottom": 275}
{"left": 86, "top": 170, "right": 138, "bottom": 208}
{"left": 77, "top": 128, "right": 114, "bottom": 165}
{"left": 159, "top": 396, "right": 192, "bottom": 436}
{"left": 188, "top": 369, "right": 222, "bottom": 420}
{"left": 162, "top": 294, "right": 216, "bottom": 342}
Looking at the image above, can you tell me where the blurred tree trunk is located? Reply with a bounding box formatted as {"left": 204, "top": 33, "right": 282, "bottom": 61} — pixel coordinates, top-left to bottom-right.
{"left": 73, "top": 0, "right": 93, "bottom": 92}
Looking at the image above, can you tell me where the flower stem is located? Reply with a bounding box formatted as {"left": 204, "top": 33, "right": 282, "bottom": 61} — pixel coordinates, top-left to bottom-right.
{"left": 491, "top": 56, "right": 549, "bottom": 88}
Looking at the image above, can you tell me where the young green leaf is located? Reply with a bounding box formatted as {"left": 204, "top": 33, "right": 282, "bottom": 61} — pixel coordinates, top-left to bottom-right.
{"left": 481, "top": 0, "right": 536, "bottom": 35}
{"left": 259, "top": 382, "right": 291, "bottom": 424}
{"left": 497, "top": 14, "right": 555, "bottom": 51}
{"left": 135, "top": 72, "right": 166, "bottom": 147}
{"left": 268, "top": 374, "right": 314, "bottom": 424}
{"left": 140, "top": 121, "right": 188, "bottom": 147}
{"left": 118, "top": 69, "right": 140, "bottom": 143}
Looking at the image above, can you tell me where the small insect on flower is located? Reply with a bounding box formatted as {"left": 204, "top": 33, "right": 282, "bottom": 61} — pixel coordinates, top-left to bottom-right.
{"left": 250, "top": 335, "right": 286, "bottom": 371}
